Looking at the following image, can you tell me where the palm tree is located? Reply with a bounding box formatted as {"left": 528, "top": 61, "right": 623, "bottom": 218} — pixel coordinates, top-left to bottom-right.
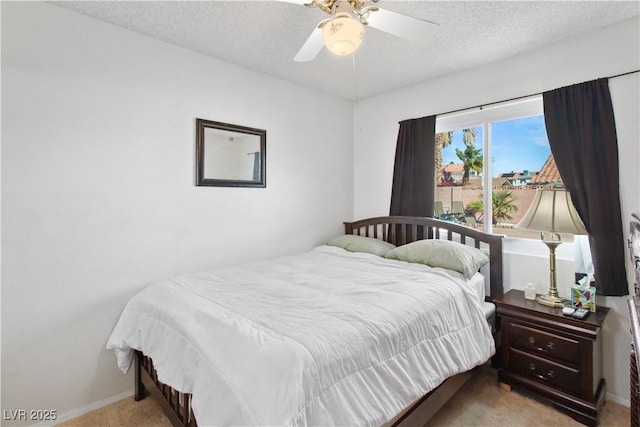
{"left": 466, "top": 190, "right": 518, "bottom": 225}
{"left": 467, "top": 199, "right": 484, "bottom": 222}
{"left": 463, "top": 128, "right": 477, "bottom": 146}
{"left": 435, "top": 131, "right": 452, "bottom": 185}
{"left": 455, "top": 145, "right": 483, "bottom": 186}
{"left": 492, "top": 190, "right": 518, "bottom": 224}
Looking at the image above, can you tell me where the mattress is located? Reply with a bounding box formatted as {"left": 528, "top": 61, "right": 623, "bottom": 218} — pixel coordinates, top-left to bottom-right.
{"left": 468, "top": 271, "right": 495, "bottom": 319}
{"left": 107, "top": 245, "right": 495, "bottom": 426}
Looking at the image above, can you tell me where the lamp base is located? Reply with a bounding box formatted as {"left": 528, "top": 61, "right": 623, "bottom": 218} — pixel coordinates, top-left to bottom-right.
{"left": 536, "top": 293, "right": 570, "bottom": 308}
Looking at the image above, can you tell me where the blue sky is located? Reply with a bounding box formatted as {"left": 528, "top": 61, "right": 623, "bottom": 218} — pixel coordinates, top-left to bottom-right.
{"left": 441, "top": 115, "right": 551, "bottom": 177}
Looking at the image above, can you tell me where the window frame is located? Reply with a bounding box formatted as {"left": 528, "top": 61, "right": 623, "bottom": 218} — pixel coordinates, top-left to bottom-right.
{"left": 435, "top": 96, "right": 545, "bottom": 236}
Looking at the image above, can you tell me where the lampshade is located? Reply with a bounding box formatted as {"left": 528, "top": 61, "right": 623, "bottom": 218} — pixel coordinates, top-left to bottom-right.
{"left": 322, "top": 13, "right": 364, "bottom": 56}
{"left": 516, "top": 189, "right": 587, "bottom": 235}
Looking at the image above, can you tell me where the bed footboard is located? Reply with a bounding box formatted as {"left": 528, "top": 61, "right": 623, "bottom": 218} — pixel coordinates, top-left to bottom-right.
{"left": 135, "top": 350, "right": 196, "bottom": 427}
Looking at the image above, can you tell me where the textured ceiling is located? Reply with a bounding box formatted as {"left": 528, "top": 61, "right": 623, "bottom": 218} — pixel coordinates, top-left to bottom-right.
{"left": 51, "top": 1, "right": 640, "bottom": 101}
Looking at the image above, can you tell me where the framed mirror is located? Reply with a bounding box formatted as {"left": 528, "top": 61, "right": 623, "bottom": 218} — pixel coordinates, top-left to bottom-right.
{"left": 196, "top": 118, "right": 266, "bottom": 188}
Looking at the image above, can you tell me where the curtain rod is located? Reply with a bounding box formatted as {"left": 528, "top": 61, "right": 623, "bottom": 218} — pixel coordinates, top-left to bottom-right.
{"left": 437, "top": 69, "right": 640, "bottom": 118}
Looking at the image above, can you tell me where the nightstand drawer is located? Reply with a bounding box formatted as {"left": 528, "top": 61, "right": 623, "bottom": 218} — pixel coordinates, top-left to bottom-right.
{"left": 510, "top": 348, "right": 581, "bottom": 395}
{"left": 509, "top": 322, "right": 580, "bottom": 364}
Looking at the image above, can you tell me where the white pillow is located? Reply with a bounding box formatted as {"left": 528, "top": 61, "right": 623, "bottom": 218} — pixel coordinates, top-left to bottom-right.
{"left": 326, "top": 234, "right": 396, "bottom": 257}
{"left": 385, "top": 239, "right": 489, "bottom": 279}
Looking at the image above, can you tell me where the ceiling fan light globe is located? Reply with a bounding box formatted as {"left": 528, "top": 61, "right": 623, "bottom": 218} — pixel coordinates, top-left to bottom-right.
{"left": 322, "top": 15, "right": 363, "bottom": 56}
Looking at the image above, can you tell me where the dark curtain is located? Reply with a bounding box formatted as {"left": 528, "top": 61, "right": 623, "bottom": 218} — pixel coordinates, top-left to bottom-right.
{"left": 543, "top": 78, "right": 628, "bottom": 296}
{"left": 389, "top": 116, "right": 436, "bottom": 217}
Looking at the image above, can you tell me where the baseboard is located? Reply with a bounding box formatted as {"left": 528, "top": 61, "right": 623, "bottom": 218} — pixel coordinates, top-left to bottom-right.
{"left": 606, "top": 392, "right": 630, "bottom": 407}
{"left": 32, "top": 390, "right": 134, "bottom": 426}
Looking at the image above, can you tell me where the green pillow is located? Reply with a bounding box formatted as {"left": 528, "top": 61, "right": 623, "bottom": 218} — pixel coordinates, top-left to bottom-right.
{"left": 385, "top": 239, "right": 489, "bottom": 279}
{"left": 327, "top": 234, "right": 396, "bottom": 257}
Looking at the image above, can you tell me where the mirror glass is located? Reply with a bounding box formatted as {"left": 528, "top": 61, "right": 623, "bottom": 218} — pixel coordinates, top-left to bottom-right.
{"left": 196, "top": 119, "right": 266, "bottom": 187}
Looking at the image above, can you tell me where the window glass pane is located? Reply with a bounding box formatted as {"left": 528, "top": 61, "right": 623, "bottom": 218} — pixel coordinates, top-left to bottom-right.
{"left": 491, "top": 115, "right": 568, "bottom": 240}
{"left": 435, "top": 126, "right": 484, "bottom": 229}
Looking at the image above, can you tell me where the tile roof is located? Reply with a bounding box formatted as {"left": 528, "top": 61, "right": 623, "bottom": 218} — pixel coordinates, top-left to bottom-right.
{"left": 530, "top": 154, "right": 562, "bottom": 184}
{"left": 443, "top": 163, "right": 465, "bottom": 172}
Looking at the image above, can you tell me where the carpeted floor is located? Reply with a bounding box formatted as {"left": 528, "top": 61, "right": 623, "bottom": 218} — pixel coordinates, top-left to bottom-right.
{"left": 58, "top": 365, "right": 629, "bottom": 426}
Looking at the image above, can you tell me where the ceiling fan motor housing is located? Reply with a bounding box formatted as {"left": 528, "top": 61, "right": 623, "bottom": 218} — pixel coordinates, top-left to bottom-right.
{"left": 322, "top": 11, "right": 364, "bottom": 56}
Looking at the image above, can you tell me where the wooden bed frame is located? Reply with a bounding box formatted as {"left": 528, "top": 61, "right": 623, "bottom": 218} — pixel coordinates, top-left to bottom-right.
{"left": 134, "top": 216, "right": 504, "bottom": 427}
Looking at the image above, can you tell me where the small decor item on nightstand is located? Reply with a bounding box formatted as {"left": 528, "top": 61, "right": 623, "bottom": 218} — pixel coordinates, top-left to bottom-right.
{"left": 571, "top": 283, "right": 596, "bottom": 312}
{"left": 524, "top": 283, "right": 536, "bottom": 300}
{"left": 572, "top": 307, "right": 590, "bottom": 319}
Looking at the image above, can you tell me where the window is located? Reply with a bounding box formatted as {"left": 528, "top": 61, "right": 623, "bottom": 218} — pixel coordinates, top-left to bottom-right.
{"left": 435, "top": 96, "right": 564, "bottom": 240}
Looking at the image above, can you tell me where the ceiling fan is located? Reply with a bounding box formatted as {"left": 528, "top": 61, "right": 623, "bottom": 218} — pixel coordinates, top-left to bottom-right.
{"left": 280, "top": 0, "right": 439, "bottom": 62}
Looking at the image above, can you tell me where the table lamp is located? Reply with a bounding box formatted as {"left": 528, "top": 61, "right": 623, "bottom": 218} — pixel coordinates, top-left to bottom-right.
{"left": 516, "top": 188, "right": 588, "bottom": 307}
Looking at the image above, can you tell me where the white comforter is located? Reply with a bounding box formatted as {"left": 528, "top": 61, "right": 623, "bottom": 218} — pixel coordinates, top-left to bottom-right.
{"left": 107, "top": 245, "right": 494, "bottom": 426}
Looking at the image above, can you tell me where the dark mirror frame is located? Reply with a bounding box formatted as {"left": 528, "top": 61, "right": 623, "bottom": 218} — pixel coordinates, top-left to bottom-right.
{"left": 196, "top": 118, "right": 266, "bottom": 188}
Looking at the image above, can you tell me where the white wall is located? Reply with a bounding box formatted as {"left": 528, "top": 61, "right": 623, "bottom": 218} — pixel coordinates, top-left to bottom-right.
{"left": 353, "top": 16, "right": 640, "bottom": 404}
{"left": 1, "top": 2, "right": 353, "bottom": 424}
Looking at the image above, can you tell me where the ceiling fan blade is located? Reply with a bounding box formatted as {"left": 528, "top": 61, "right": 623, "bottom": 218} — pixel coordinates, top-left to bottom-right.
{"left": 294, "top": 26, "right": 324, "bottom": 62}
{"left": 366, "top": 8, "right": 439, "bottom": 43}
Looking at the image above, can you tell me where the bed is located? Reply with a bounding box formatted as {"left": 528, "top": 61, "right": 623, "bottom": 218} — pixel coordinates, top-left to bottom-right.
{"left": 107, "top": 216, "right": 504, "bottom": 427}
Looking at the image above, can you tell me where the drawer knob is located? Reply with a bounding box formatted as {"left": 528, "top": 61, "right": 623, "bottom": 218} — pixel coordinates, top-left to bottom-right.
{"left": 528, "top": 363, "right": 555, "bottom": 381}
{"left": 528, "top": 336, "right": 555, "bottom": 352}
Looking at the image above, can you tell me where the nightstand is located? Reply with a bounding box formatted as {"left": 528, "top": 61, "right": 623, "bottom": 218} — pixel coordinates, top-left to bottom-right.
{"left": 493, "top": 289, "right": 609, "bottom": 427}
